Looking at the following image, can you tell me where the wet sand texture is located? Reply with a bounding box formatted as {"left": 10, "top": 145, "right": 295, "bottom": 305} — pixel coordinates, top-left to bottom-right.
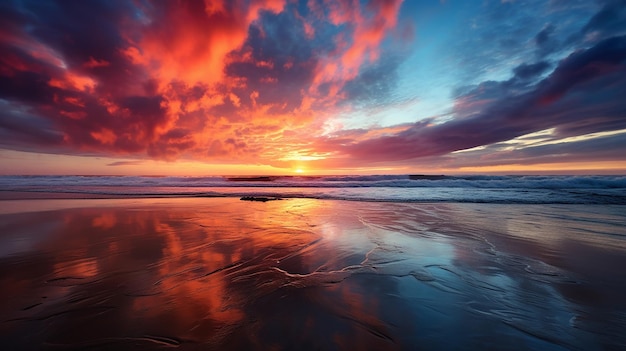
{"left": 1, "top": 198, "right": 625, "bottom": 350}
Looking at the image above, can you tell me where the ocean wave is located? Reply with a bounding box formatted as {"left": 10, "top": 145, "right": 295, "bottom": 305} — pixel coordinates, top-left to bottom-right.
{"left": 1, "top": 175, "right": 625, "bottom": 189}
{"left": 1, "top": 175, "right": 625, "bottom": 204}
{"left": 3, "top": 185, "right": 626, "bottom": 204}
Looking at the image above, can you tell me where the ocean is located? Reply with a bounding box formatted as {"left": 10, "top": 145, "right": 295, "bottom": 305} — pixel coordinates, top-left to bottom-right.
{"left": 1, "top": 175, "right": 625, "bottom": 350}
{"left": 1, "top": 174, "right": 625, "bottom": 204}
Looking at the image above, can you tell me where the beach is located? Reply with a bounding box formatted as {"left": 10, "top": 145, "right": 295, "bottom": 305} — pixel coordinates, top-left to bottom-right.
{"left": 1, "top": 197, "right": 625, "bottom": 350}
{"left": 2, "top": 0, "right": 626, "bottom": 349}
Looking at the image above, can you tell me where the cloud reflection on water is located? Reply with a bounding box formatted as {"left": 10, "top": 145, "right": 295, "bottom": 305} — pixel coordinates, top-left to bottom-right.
{"left": 0, "top": 198, "right": 625, "bottom": 350}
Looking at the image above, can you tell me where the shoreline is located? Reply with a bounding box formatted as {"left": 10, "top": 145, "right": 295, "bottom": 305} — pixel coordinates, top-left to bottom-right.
{"left": 0, "top": 190, "right": 231, "bottom": 201}
{"left": 2, "top": 174, "right": 626, "bottom": 205}
{"left": 3, "top": 189, "right": 626, "bottom": 205}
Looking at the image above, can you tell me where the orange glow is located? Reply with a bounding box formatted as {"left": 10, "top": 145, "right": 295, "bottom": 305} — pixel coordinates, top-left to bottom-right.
{"left": 128, "top": 0, "right": 285, "bottom": 91}
{"left": 90, "top": 128, "right": 117, "bottom": 145}
{"left": 59, "top": 110, "right": 87, "bottom": 120}
{"left": 310, "top": 0, "right": 403, "bottom": 94}
{"left": 83, "top": 56, "right": 110, "bottom": 68}
{"left": 458, "top": 161, "right": 626, "bottom": 174}
{"left": 48, "top": 71, "right": 96, "bottom": 91}
{"left": 1, "top": 1, "right": 622, "bottom": 176}
{"left": 0, "top": 0, "right": 414, "bottom": 174}
{"left": 0, "top": 198, "right": 425, "bottom": 347}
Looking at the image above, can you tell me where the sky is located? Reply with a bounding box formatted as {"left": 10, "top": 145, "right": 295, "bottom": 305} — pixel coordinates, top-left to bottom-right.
{"left": 1, "top": 0, "right": 626, "bottom": 175}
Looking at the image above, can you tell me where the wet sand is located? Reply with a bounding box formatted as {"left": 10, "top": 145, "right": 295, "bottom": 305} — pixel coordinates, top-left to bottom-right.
{"left": 0, "top": 198, "right": 625, "bottom": 350}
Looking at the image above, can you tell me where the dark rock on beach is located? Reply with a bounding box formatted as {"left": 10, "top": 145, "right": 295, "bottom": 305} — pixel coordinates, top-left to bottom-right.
{"left": 240, "top": 196, "right": 280, "bottom": 202}
{"left": 408, "top": 174, "right": 448, "bottom": 180}
{"left": 227, "top": 176, "right": 276, "bottom": 182}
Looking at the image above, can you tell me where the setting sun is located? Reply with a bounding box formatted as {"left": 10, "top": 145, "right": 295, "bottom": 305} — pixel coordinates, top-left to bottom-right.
{"left": 1, "top": 0, "right": 624, "bottom": 176}
{"left": 0, "top": 2, "right": 625, "bottom": 350}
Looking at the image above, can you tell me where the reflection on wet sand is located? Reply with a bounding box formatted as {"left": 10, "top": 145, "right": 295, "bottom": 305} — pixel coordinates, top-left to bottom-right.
{"left": 0, "top": 198, "right": 625, "bottom": 350}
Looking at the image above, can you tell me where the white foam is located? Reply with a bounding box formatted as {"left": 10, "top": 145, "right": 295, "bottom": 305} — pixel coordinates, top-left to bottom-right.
{"left": 1, "top": 175, "right": 625, "bottom": 204}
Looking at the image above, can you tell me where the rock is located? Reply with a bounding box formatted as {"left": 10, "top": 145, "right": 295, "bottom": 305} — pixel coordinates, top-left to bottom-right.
{"left": 240, "top": 196, "right": 280, "bottom": 202}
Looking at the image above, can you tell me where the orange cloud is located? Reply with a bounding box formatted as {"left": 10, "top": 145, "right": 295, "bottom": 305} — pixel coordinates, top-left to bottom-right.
{"left": 309, "top": 0, "right": 403, "bottom": 92}
{"left": 126, "top": 0, "right": 286, "bottom": 90}
{"left": 0, "top": 0, "right": 408, "bottom": 171}
{"left": 83, "top": 57, "right": 110, "bottom": 68}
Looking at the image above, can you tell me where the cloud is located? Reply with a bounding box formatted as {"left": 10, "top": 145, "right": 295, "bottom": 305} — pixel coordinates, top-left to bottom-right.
{"left": 107, "top": 161, "right": 144, "bottom": 166}
{"left": 512, "top": 61, "right": 551, "bottom": 81}
{"left": 441, "top": 131, "right": 626, "bottom": 170}
{"left": 537, "top": 35, "right": 626, "bottom": 107}
{"left": 534, "top": 24, "right": 559, "bottom": 57}
{"left": 340, "top": 54, "right": 405, "bottom": 109}
{"left": 581, "top": 0, "right": 626, "bottom": 37}
{"left": 2, "top": 0, "right": 623, "bottom": 173}
{"left": 0, "top": 100, "right": 64, "bottom": 152}
{"left": 318, "top": 34, "right": 626, "bottom": 164}
{"left": 0, "top": 0, "right": 408, "bottom": 166}
{"left": 306, "top": 0, "right": 405, "bottom": 99}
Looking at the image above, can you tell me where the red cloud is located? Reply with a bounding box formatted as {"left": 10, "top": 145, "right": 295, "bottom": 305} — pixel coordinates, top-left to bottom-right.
{"left": 126, "top": 0, "right": 285, "bottom": 90}
{"left": 0, "top": 0, "right": 407, "bottom": 167}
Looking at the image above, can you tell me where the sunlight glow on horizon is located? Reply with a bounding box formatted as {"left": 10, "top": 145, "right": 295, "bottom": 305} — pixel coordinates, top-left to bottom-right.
{"left": 0, "top": 1, "right": 625, "bottom": 175}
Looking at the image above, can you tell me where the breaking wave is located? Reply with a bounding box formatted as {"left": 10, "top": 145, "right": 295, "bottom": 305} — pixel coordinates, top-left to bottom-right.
{"left": 1, "top": 175, "right": 625, "bottom": 204}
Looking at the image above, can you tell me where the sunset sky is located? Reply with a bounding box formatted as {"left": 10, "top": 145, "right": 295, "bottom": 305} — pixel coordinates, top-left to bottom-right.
{"left": 1, "top": 0, "right": 625, "bottom": 175}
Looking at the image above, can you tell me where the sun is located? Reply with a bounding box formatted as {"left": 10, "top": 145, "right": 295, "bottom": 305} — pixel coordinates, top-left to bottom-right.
{"left": 294, "top": 168, "right": 304, "bottom": 174}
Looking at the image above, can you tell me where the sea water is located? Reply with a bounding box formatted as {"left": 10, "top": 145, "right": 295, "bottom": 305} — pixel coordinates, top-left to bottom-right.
{"left": 1, "top": 174, "right": 625, "bottom": 204}
{"left": 0, "top": 176, "right": 625, "bottom": 350}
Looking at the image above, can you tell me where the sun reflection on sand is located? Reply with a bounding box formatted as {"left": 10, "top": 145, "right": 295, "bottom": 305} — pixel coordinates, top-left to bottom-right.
{"left": 0, "top": 198, "right": 625, "bottom": 349}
